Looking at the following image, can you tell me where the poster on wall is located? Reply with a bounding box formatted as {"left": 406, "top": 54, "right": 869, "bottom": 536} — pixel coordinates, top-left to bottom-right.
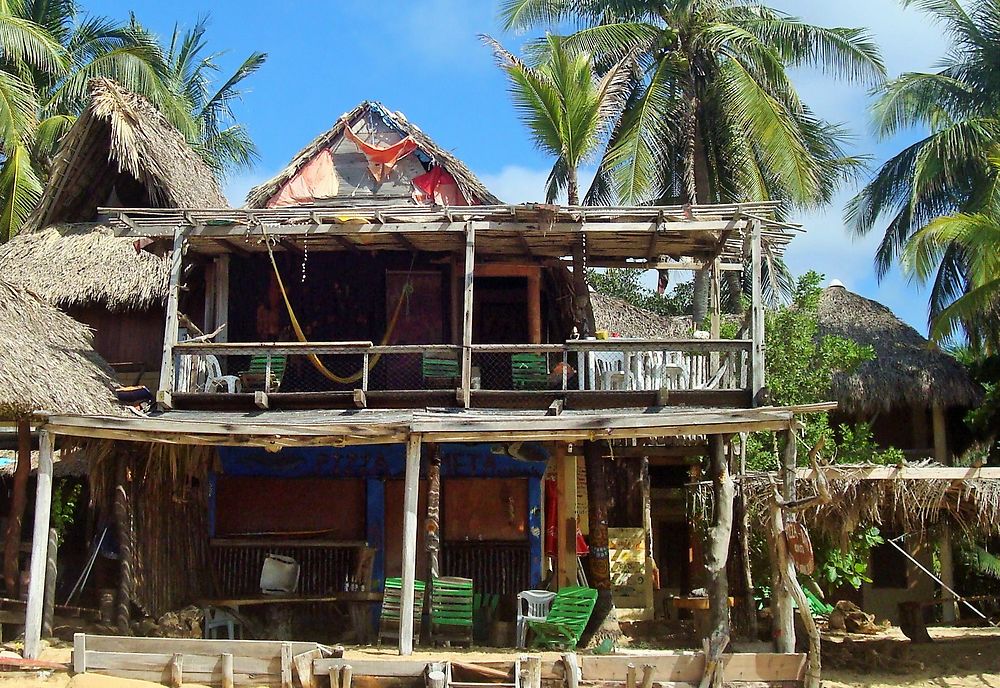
{"left": 609, "top": 527, "right": 654, "bottom": 618}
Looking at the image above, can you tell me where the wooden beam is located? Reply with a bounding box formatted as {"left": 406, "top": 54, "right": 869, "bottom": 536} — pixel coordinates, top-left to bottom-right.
{"left": 23, "top": 430, "right": 53, "bottom": 659}
{"left": 213, "top": 255, "right": 229, "bottom": 343}
{"left": 460, "top": 225, "right": 475, "bottom": 408}
{"left": 527, "top": 269, "right": 542, "bottom": 345}
{"left": 555, "top": 443, "right": 578, "bottom": 589}
{"left": 279, "top": 238, "right": 303, "bottom": 256}
{"left": 750, "top": 219, "right": 764, "bottom": 406}
{"left": 158, "top": 230, "right": 185, "bottom": 402}
{"left": 399, "top": 434, "right": 421, "bottom": 656}
{"left": 219, "top": 238, "right": 252, "bottom": 258}
{"left": 793, "top": 465, "right": 1000, "bottom": 480}
{"left": 332, "top": 235, "right": 361, "bottom": 253}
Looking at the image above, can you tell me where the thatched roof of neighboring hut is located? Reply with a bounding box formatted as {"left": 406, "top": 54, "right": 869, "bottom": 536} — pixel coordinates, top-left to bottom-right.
{"left": 27, "top": 78, "right": 226, "bottom": 231}
{"left": 0, "top": 224, "right": 169, "bottom": 311}
{"left": 0, "top": 281, "right": 123, "bottom": 419}
{"left": 741, "top": 463, "right": 1000, "bottom": 542}
{"left": 591, "top": 292, "right": 692, "bottom": 338}
{"left": 818, "top": 284, "right": 982, "bottom": 416}
{"left": 246, "top": 100, "right": 501, "bottom": 208}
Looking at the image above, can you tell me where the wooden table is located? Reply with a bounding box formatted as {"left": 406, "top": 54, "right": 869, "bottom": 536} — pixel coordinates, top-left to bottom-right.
{"left": 201, "top": 592, "right": 382, "bottom": 642}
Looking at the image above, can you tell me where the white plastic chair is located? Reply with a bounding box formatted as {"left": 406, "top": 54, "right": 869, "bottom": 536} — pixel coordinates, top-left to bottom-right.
{"left": 203, "top": 606, "right": 241, "bottom": 639}
{"left": 516, "top": 589, "right": 556, "bottom": 648}
{"left": 203, "top": 354, "right": 241, "bottom": 393}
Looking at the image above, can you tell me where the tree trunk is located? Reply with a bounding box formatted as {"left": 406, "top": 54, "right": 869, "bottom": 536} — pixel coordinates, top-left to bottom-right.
{"left": 725, "top": 271, "right": 745, "bottom": 314}
{"left": 687, "top": 99, "right": 713, "bottom": 324}
{"left": 567, "top": 167, "right": 580, "bottom": 206}
{"left": 702, "top": 435, "right": 735, "bottom": 688}
{"left": 582, "top": 440, "right": 621, "bottom": 646}
{"left": 115, "top": 460, "right": 134, "bottom": 636}
{"left": 4, "top": 419, "right": 31, "bottom": 595}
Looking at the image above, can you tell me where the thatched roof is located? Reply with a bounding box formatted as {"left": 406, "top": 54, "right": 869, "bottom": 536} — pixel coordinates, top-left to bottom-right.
{"left": 0, "top": 281, "right": 123, "bottom": 419}
{"left": 26, "top": 77, "right": 226, "bottom": 231}
{"left": 0, "top": 224, "right": 169, "bottom": 311}
{"left": 741, "top": 463, "right": 1000, "bottom": 543}
{"left": 818, "top": 284, "right": 982, "bottom": 415}
{"left": 246, "top": 100, "right": 501, "bottom": 208}
{"left": 591, "top": 292, "right": 692, "bottom": 338}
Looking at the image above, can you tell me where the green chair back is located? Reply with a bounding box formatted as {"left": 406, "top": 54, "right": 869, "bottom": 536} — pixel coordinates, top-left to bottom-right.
{"left": 511, "top": 353, "right": 548, "bottom": 390}
{"left": 377, "top": 577, "right": 426, "bottom": 646}
{"left": 430, "top": 576, "right": 474, "bottom": 646}
{"left": 241, "top": 355, "right": 287, "bottom": 392}
{"left": 422, "top": 355, "right": 460, "bottom": 383}
{"left": 528, "top": 586, "right": 597, "bottom": 650}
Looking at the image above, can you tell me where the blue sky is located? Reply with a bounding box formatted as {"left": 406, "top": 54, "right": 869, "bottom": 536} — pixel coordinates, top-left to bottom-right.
{"left": 91, "top": 0, "right": 949, "bottom": 332}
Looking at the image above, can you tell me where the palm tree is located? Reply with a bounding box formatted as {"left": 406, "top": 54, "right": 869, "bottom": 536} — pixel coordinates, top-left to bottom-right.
{"left": 502, "top": 0, "right": 884, "bottom": 318}
{"left": 483, "top": 33, "right": 631, "bottom": 204}
{"left": 162, "top": 17, "right": 266, "bottom": 177}
{"left": 849, "top": 0, "right": 1000, "bottom": 341}
{"left": 902, "top": 169, "right": 1000, "bottom": 351}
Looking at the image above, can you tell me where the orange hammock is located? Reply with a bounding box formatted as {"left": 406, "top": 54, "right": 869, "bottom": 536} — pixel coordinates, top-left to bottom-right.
{"left": 262, "top": 226, "right": 412, "bottom": 385}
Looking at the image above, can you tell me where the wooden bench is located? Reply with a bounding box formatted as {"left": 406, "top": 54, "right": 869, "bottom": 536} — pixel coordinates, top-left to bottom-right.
{"left": 72, "top": 633, "right": 342, "bottom": 688}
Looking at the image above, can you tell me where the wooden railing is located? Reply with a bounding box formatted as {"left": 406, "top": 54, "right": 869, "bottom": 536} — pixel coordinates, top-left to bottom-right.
{"left": 165, "top": 338, "right": 755, "bottom": 410}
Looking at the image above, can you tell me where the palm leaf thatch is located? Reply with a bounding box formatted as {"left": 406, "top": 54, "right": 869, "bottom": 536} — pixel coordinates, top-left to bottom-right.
{"left": 740, "top": 462, "right": 1000, "bottom": 544}
{"left": 0, "top": 224, "right": 169, "bottom": 311}
{"left": 591, "top": 292, "right": 691, "bottom": 338}
{"left": 26, "top": 77, "right": 227, "bottom": 232}
{"left": 245, "top": 100, "right": 501, "bottom": 208}
{"left": 0, "top": 280, "right": 122, "bottom": 419}
{"left": 818, "top": 284, "right": 982, "bottom": 416}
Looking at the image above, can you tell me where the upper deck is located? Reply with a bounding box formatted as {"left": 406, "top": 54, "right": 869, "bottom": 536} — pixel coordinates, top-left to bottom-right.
{"left": 99, "top": 202, "right": 795, "bottom": 413}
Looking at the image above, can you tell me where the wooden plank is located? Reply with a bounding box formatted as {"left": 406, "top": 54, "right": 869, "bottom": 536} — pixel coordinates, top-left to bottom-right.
{"left": 158, "top": 229, "right": 185, "bottom": 399}
{"left": 84, "top": 651, "right": 278, "bottom": 674}
{"left": 175, "top": 341, "right": 374, "bottom": 356}
{"left": 73, "top": 633, "right": 85, "bottom": 673}
{"left": 85, "top": 668, "right": 283, "bottom": 687}
{"left": 81, "top": 635, "right": 319, "bottom": 658}
{"left": 280, "top": 643, "right": 293, "bottom": 688}
{"left": 22, "top": 430, "right": 53, "bottom": 659}
{"left": 721, "top": 653, "right": 807, "bottom": 682}
{"left": 293, "top": 649, "right": 321, "bottom": 688}
{"left": 794, "top": 465, "right": 1000, "bottom": 480}
{"left": 314, "top": 660, "right": 429, "bottom": 677}
{"left": 399, "top": 434, "right": 421, "bottom": 655}
{"left": 750, "top": 219, "right": 764, "bottom": 406}
{"left": 222, "top": 653, "right": 234, "bottom": 688}
{"left": 580, "top": 653, "right": 806, "bottom": 683}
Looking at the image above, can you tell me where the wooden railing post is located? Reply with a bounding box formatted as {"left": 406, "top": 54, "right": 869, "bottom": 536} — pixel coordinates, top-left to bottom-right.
{"left": 23, "top": 430, "right": 54, "bottom": 659}
{"left": 750, "top": 219, "right": 765, "bottom": 406}
{"left": 158, "top": 228, "right": 185, "bottom": 405}
{"left": 459, "top": 224, "right": 476, "bottom": 408}
{"left": 399, "top": 433, "right": 422, "bottom": 655}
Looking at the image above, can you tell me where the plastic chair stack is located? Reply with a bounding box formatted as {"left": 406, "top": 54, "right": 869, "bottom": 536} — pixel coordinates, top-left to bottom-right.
{"left": 378, "top": 577, "right": 426, "bottom": 646}
{"left": 516, "top": 590, "right": 556, "bottom": 648}
{"left": 430, "top": 576, "right": 474, "bottom": 646}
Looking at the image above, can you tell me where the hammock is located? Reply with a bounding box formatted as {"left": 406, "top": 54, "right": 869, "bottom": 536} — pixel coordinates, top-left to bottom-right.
{"left": 262, "top": 227, "right": 412, "bottom": 385}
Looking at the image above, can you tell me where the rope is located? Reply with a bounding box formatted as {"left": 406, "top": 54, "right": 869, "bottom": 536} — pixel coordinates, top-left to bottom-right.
{"left": 260, "top": 225, "right": 413, "bottom": 384}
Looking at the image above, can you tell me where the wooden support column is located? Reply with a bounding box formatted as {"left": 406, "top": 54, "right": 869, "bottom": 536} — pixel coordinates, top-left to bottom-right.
{"left": 23, "top": 430, "right": 54, "bottom": 660}
{"left": 460, "top": 225, "right": 475, "bottom": 408}
{"left": 571, "top": 241, "right": 595, "bottom": 337}
{"left": 399, "top": 434, "right": 422, "bottom": 655}
{"left": 555, "top": 442, "right": 578, "bottom": 589}
{"left": 4, "top": 419, "right": 31, "bottom": 594}
{"left": 702, "top": 435, "right": 735, "bottom": 686}
{"left": 750, "top": 219, "right": 765, "bottom": 406}
{"left": 213, "top": 254, "right": 230, "bottom": 342}
{"left": 41, "top": 527, "right": 57, "bottom": 637}
{"left": 772, "top": 429, "right": 796, "bottom": 653}
{"left": 158, "top": 229, "right": 185, "bottom": 401}
{"left": 426, "top": 445, "right": 441, "bottom": 581}
{"left": 527, "top": 270, "right": 542, "bottom": 345}
{"left": 115, "top": 460, "right": 134, "bottom": 635}
{"left": 932, "top": 403, "right": 957, "bottom": 622}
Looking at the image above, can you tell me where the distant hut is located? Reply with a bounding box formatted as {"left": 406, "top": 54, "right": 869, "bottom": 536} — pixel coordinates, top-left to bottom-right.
{"left": 818, "top": 282, "right": 982, "bottom": 461}
{"left": 0, "top": 279, "right": 121, "bottom": 595}
{"left": 591, "top": 292, "right": 691, "bottom": 339}
{"left": 0, "top": 78, "right": 228, "bottom": 388}
{"left": 246, "top": 100, "right": 501, "bottom": 208}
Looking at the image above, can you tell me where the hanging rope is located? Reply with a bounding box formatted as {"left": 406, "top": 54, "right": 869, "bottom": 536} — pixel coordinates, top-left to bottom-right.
{"left": 260, "top": 225, "right": 414, "bottom": 384}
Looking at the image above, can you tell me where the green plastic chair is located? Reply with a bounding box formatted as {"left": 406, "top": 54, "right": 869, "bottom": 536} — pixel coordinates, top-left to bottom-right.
{"left": 377, "top": 577, "right": 426, "bottom": 646}
{"left": 511, "top": 353, "right": 548, "bottom": 390}
{"left": 422, "top": 354, "right": 460, "bottom": 388}
{"left": 430, "top": 576, "right": 474, "bottom": 646}
{"left": 528, "top": 586, "right": 597, "bottom": 650}
{"left": 239, "top": 354, "right": 287, "bottom": 392}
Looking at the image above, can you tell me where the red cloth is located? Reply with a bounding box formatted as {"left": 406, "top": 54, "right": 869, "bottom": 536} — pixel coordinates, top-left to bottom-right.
{"left": 342, "top": 121, "right": 417, "bottom": 182}
{"left": 412, "top": 166, "right": 468, "bottom": 206}
{"left": 267, "top": 148, "right": 337, "bottom": 207}
{"left": 544, "top": 477, "right": 590, "bottom": 557}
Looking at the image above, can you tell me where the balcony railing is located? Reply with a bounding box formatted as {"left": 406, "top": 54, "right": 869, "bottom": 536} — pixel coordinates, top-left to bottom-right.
{"left": 168, "top": 338, "right": 753, "bottom": 410}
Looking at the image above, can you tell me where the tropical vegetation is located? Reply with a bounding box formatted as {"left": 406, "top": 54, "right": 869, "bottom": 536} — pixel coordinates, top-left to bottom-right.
{"left": 850, "top": 0, "right": 1000, "bottom": 350}
{"left": 0, "top": 3, "right": 265, "bottom": 241}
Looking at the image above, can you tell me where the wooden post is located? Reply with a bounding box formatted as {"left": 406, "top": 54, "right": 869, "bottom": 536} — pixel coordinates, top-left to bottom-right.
{"left": 555, "top": 442, "right": 578, "bottom": 589}
{"left": 4, "top": 419, "right": 31, "bottom": 595}
{"left": 460, "top": 225, "right": 475, "bottom": 408}
{"left": 527, "top": 270, "right": 542, "bottom": 345}
{"left": 399, "top": 434, "right": 422, "bottom": 655}
{"left": 733, "top": 433, "right": 757, "bottom": 640}
{"left": 115, "top": 460, "right": 134, "bottom": 636}
{"left": 23, "top": 429, "right": 54, "bottom": 660}
{"left": 214, "top": 254, "right": 230, "bottom": 343}
{"left": 931, "top": 403, "right": 957, "bottom": 622}
{"left": 221, "top": 653, "right": 234, "bottom": 688}
{"left": 159, "top": 229, "right": 185, "bottom": 401}
{"left": 42, "top": 527, "right": 57, "bottom": 637}
{"left": 772, "top": 429, "right": 796, "bottom": 653}
{"left": 750, "top": 219, "right": 765, "bottom": 406}
{"left": 709, "top": 257, "right": 722, "bottom": 382}
{"left": 571, "top": 241, "right": 595, "bottom": 337}
{"left": 583, "top": 440, "right": 620, "bottom": 642}
{"left": 426, "top": 445, "right": 441, "bottom": 581}
{"left": 702, "top": 435, "right": 735, "bottom": 687}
